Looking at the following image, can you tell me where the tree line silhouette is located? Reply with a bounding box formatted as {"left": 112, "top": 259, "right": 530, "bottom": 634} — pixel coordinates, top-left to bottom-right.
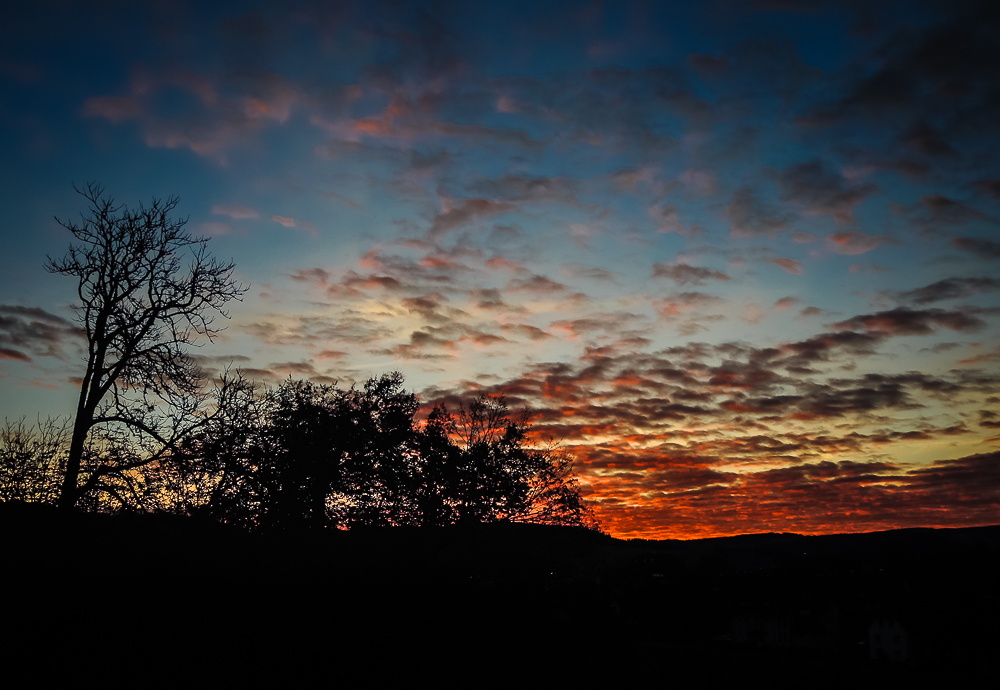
{"left": 0, "top": 185, "right": 600, "bottom": 532}
{"left": 183, "top": 374, "right": 600, "bottom": 530}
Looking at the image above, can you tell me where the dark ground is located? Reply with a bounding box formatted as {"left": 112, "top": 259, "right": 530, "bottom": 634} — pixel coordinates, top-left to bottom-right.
{"left": 2, "top": 502, "right": 997, "bottom": 685}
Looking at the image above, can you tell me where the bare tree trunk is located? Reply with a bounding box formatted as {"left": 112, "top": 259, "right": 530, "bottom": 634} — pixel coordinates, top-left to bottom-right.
{"left": 57, "top": 387, "right": 92, "bottom": 510}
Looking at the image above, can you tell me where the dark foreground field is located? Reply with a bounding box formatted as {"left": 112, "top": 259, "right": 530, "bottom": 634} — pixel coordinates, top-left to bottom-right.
{"left": 3, "top": 502, "right": 997, "bottom": 684}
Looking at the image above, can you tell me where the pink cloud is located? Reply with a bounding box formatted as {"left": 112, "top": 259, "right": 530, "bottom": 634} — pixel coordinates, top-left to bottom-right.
{"left": 140, "top": 121, "right": 240, "bottom": 159}
{"left": 272, "top": 215, "right": 296, "bottom": 228}
{"left": 213, "top": 204, "right": 259, "bottom": 219}
{"left": 130, "top": 66, "right": 218, "bottom": 106}
{"left": 827, "top": 231, "right": 895, "bottom": 255}
{"left": 774, "top": 296, "right": 800, "bottom": 311}
{"left": 199, "top": 222, "right": 233, "bottom": 236}
{"left": 289, "top": 268, "right": 330, "bottom": 286}
{"left": 957, "top": 346, "right": 1000, "bottom": 365}
{"left": 653, "top": 292, "right": 724, "bottom": 318}
{"left": 430, "top": 198, "right": 516, "bottom": 238}
{"left": 652, "top": 263, "right": 730, "bottom": 285}
{"left": 0, "top": 348, "right": 30, "bottom": 362}
{"left": 485, "top": 256, "right": 527, "bottom": 272}
{"left": 26, "top": 377, "right": 58, "bottom": 390}
{"left": 84, "top": 69, "right": 302, "bottom": 162}
{"left": 507, "top": 274, "right": 568, "bottom": 293}
{"left": 496, "top": 95, "right": 518, "bottom": 113}
{"left": 767, "top": 257, "right": 804, "bottom": 275}
{"left": 420, "top": 255, "right": 469, "bottom": 271}
{"left": 82, "top": 96, "right": 145, "bottom": 124}
{"left": 500, "top": 323, "right": 552, "bottom": 341}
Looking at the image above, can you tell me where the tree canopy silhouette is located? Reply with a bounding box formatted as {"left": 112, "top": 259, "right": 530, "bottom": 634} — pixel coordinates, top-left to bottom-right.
{"left": 189, "top": 375, "right": 600, "bottom": 532}
{"left": 197, "top": 373, "right": 419, "bottom": 530}
{"left": 46, "top": 184, "right": 247, "bottom": 509}
{"left": 430, "top": 394, "right": 599, "bottom": 528}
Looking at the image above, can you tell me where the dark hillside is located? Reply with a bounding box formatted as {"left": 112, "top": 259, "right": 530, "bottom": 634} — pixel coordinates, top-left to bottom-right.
{"left": 3, "top": 503, "right": 997, "bottom": 683}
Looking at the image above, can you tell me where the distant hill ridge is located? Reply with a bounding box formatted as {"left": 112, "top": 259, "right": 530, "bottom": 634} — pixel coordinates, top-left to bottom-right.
{"left": 3, "top": 500, "right": 997, "bottom": 682}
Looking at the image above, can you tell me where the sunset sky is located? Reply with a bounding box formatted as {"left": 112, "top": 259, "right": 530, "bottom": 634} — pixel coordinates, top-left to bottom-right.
{"left": 2, "top": 0, "right": 999, "bottom": 538}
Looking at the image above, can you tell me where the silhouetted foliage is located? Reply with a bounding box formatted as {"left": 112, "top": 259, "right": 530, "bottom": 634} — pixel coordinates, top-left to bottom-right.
{"left": 0, "top": 417, "right": 68, "bottom": 504}
{"left": 45, "top": 184, "right": 247, "bottom": 509}
{"left": 411, "top": 403, "right": 465, "bottom": 526}
{"left": 429, "top": 394, "right": 601, "bottom": 529}
{"left": 188, "top": 374, "right": 600, "bottom": 532}
{"left": 197, "top": 373, "right": 419, "bottom": 530}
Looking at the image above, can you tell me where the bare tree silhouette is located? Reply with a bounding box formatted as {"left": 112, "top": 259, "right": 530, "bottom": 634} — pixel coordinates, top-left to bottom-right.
{"left": 0, "top": 417, "right": 68, "bottom": 504}
{"left": 47, "top": 184, "right": 247, "bottom": 509}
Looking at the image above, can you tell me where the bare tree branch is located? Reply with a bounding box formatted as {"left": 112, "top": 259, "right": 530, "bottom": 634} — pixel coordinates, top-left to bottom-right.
{"left": 47, "top": 183, "right": 248, "bottom": 509}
